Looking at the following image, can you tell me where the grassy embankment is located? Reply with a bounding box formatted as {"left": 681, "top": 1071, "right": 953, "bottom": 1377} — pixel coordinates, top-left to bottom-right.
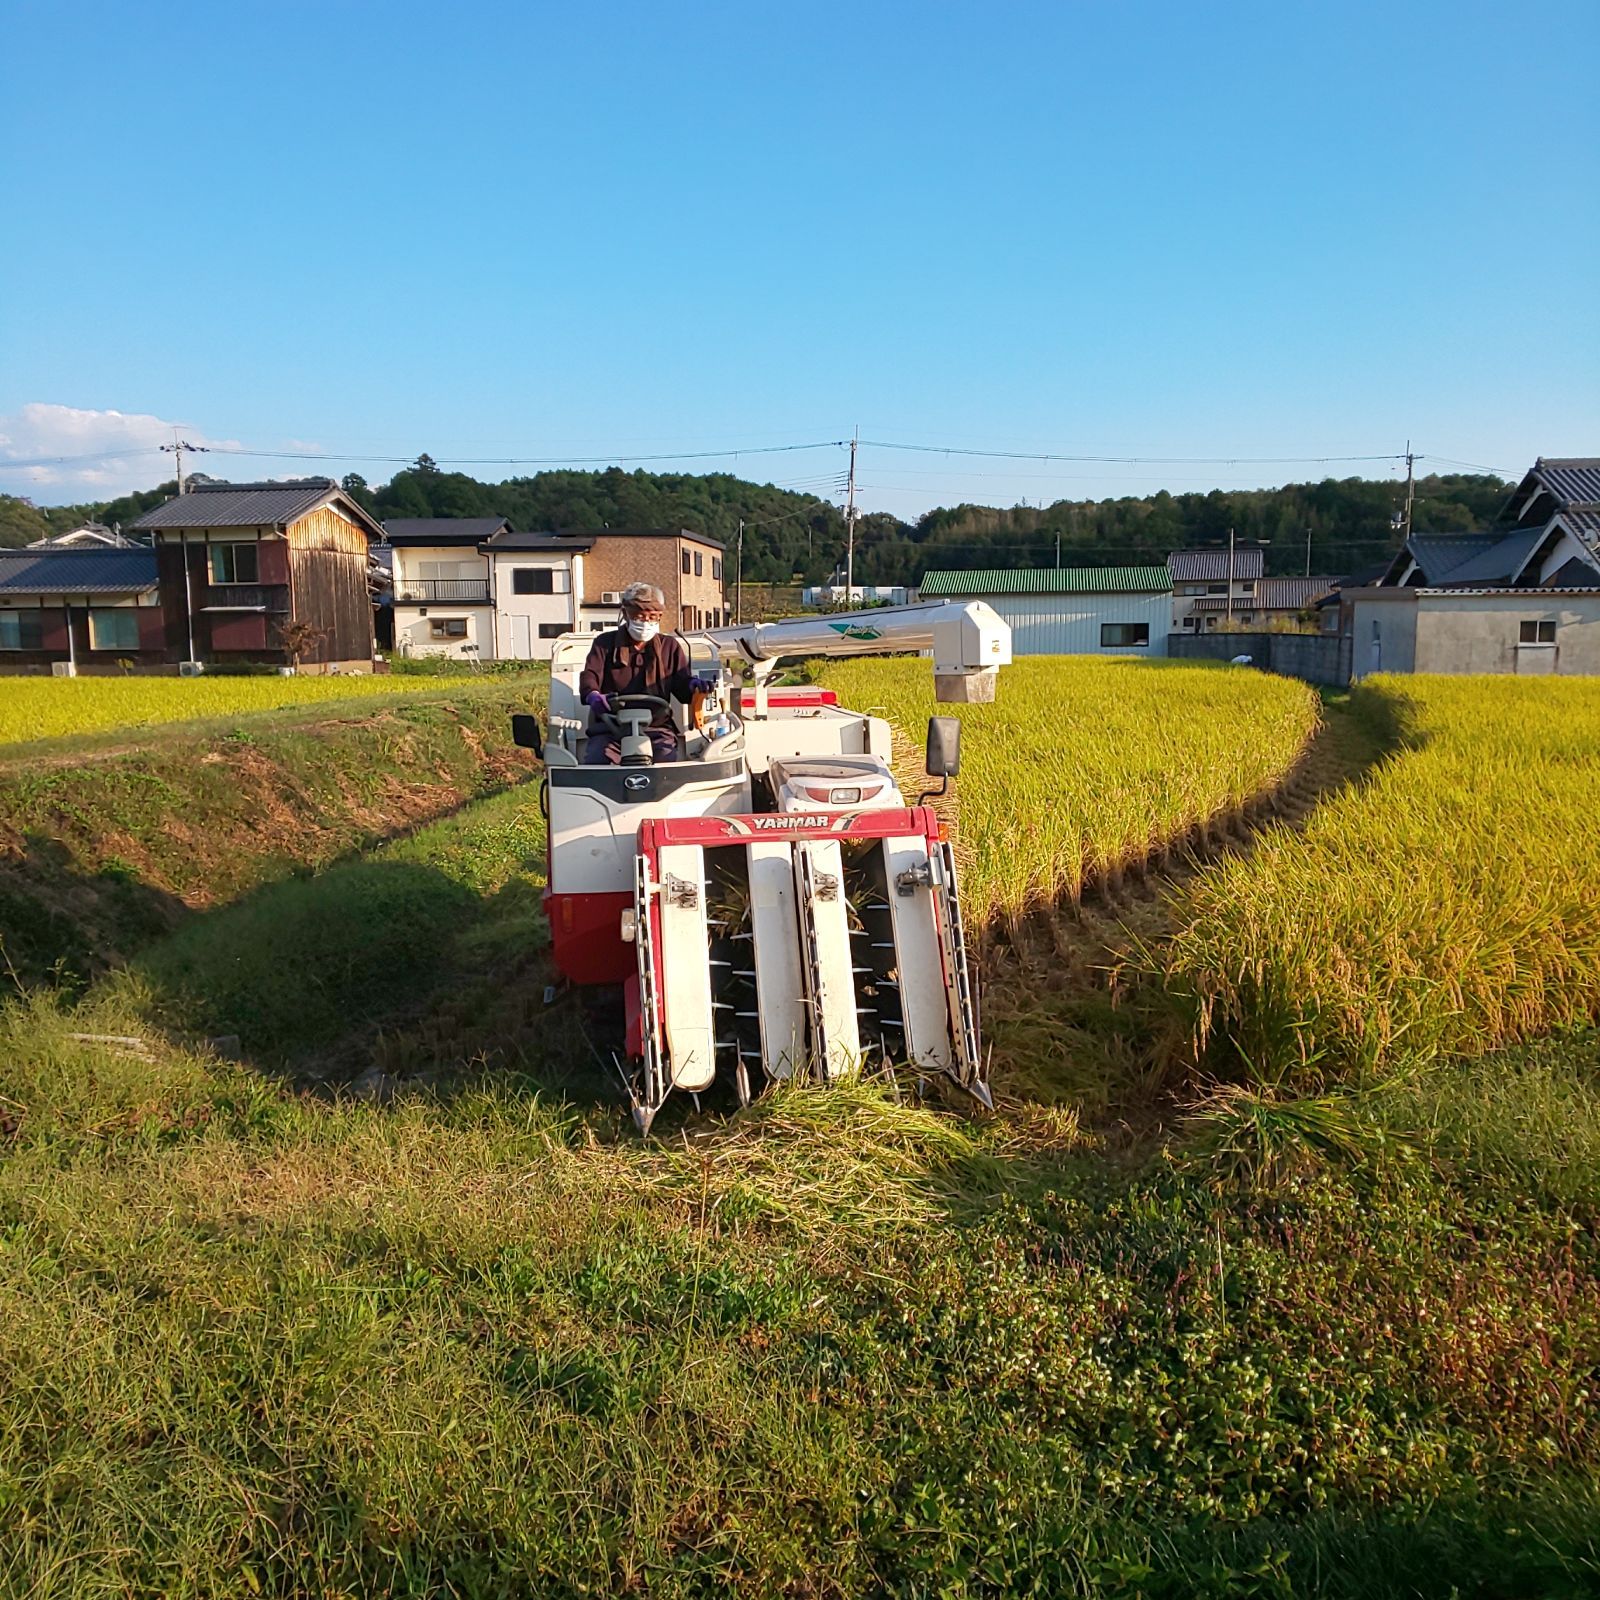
{"left": 0, "top": 674, "right": 545, "bottom": 988}
{"left": 1, "top": 663, "right": 1598, "bottom": 1595}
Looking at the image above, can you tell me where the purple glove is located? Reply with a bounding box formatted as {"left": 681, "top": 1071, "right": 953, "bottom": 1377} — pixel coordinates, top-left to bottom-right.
{"left": 585, "top": 691, "right": 612, "bottom": 713}
{"left": 690, "top": 676, "right": 715, "bottom": 695}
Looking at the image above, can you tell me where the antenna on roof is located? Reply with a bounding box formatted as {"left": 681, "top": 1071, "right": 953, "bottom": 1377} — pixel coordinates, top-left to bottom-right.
{"left": 160, "top": 429, "right": 209, "bottom": 494}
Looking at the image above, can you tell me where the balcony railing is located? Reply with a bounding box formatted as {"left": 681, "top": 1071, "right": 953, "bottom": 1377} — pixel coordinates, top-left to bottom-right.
{"left": 395, "top": 579, "right": 492, "bottom": 604}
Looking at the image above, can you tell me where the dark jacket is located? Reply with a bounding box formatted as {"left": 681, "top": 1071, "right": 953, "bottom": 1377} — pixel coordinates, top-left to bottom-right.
{"left": 579, "top": 629, "right": 694, "bottom": 731}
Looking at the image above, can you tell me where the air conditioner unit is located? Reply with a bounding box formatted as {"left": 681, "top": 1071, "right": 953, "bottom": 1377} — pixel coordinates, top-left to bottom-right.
{"left": 600, "top": 591, "right": 622, "bottom": 605}
{"left": 51, "top": 661, "right": 77, "bottom": 678}
{"left": 178, "top": 661, "right": 205, "bottom": 677}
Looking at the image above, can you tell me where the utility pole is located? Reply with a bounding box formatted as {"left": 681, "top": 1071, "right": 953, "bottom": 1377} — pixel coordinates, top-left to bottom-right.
{"left": 1226, "top": 526, "right": 1236, "bottom": 626}
{"left": 1055, "top": 529, "right": 1061, "bottom": 570}
{"left": 160, "top": 429, "right": 209, "bottom": 494}
{"left": 843, "top": 429, "right": 858, "bottom": 601}
{"left": 1402, "top": 439, "right": 1416, "bottom": 541}
{"left": 1305, "top": 525, "right": 1313, "bottom": 579}
{"left": 735, "top": 518, "right": 744, "bottom": 625}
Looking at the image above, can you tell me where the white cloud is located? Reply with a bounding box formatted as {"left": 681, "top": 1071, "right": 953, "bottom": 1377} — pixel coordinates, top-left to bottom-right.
{"left": 0, "top": 403, "right": 245, "bottom": 503}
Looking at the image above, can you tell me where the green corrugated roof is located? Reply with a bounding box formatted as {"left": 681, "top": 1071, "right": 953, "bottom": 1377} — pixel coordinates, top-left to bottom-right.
{"left": 918, "top": 566, "right": 1172, "bottom": 596}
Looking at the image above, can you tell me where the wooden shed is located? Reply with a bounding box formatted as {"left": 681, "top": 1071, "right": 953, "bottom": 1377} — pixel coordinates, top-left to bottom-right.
{"left": 134, "top": 479, "right": 383, "bottom": 670}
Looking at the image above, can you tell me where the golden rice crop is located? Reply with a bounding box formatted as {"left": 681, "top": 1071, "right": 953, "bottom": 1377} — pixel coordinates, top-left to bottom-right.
{"left": 1163, "top": 674, "right": 1600, "bottom": 1085}
{"left": 0, "top": 675, "right": 429, "bottom": 748}
{"left": 818, "top": 655, "right": 1319, "bottom": 924}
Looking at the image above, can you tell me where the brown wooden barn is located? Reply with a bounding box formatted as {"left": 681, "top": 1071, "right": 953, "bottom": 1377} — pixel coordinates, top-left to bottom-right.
{"left": 134, "top": 479, "right": 382, "bottom": 670}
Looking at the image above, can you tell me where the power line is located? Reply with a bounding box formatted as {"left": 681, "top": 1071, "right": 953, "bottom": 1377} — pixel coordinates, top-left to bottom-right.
{"left": 204, "top": 440, "right": 847, "bottom": 468}
{"left": 857, "top": 438, "right": 1409, "bottom": 467}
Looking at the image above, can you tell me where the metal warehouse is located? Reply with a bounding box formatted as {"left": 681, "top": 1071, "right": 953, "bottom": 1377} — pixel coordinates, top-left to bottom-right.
{"left": 917, "top": 567, "right": 1172, "bottom": 656}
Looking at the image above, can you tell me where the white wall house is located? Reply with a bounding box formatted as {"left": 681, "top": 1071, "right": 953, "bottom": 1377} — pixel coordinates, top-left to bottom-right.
{"left": 382, "top": 517, "right": 506, "bottom": 661}
{"left": 486, "top": 532, "right": 596, "bottom": 661}
{"left": 918, "top": 567, "right": 1172, "bottom": 656}
{"left": 1347, "top": 456, "right": 1600, "bottom": 679}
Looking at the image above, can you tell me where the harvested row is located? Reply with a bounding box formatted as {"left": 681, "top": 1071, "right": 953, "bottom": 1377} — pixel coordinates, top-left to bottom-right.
{"left": 0, "top": 673, "right": 433, "bottom": 748}
{"left": 1162, "top": 675, "right": 1600, "bottom": 1085}
{"left": 817, "top": 655, "right": 1320, "bottom": 924}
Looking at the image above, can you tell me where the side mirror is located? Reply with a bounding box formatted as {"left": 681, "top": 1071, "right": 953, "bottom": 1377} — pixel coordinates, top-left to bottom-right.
{"left": 925, "top": 716, "right": 961, "bottom": 778}
{"left": 510, "top": 713, "right": 544, "bottom": 758}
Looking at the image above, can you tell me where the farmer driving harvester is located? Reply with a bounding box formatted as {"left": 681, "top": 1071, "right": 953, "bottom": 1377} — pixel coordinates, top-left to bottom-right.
{"left": 579, "top": 581, "right": 711, "bottom": 764}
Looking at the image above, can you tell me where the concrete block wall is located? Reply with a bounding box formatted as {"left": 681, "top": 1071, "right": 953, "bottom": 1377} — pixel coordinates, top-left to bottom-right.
{"left": 1168, "top": 631, "right": 1351, "bottom": 686}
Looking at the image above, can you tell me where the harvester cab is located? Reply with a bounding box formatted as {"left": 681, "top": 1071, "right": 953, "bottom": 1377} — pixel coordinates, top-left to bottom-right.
{"left": 519, "top": 600, "right": 1011, "bottom": 1132}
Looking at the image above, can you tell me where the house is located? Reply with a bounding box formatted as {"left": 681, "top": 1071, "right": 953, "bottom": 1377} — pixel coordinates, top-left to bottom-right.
{"left": 1168, "top": 547, "right": 1264, "bottom": 632}
{"left": 381, "top": 516, "right": 507, "bottom": 661}
{"left": 134, "top": 479, "right": 383, "bottom": 671}
{"left": 26, "top": 522, "right": 138, "bottom": 550}
{"left": 484, "top": 526, "right": 728, "bottom": 661}
{"left": 918, "top": 567, "right": 1172, "bottom": 656}
{"left": 1344, "top": 456, "right": 1600, "bottom": 678}
{"left": 0, "top": 547, "right": 163, "bottom": 673}
{"left": 803, "top": 584, "right": 909, "bottom": 607}
{"left": 1186, "top": 575, "right": 1344, "bottom": 633}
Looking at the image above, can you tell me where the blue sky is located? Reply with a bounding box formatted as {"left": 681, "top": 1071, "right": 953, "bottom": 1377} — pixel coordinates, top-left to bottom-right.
{"left": 3, "top": 0, "right": 1596, "bottom": 517}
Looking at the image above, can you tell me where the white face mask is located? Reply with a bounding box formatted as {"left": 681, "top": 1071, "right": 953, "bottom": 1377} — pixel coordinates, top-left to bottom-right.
{"left": 625, "top": 618, "right": 660, "bottom": 644}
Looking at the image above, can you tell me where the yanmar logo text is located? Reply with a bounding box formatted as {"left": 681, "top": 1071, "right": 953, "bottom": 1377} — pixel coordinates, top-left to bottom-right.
{"left": 750, "top": 814, "right": 840, "bottom": 830}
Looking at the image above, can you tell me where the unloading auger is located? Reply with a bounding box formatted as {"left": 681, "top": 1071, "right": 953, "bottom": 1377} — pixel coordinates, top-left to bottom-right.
{"left": 511, "top": 599, "right": 1012, "bottom": 1133}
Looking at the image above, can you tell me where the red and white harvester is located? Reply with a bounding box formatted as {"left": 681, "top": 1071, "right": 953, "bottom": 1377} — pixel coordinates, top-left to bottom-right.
{"left": 512, "top": 602, "right": 1012, "bottom": 1133}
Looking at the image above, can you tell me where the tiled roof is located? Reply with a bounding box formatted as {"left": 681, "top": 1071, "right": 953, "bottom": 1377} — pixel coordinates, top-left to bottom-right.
{"left": 1167, "top": 548, "right": 1266, "bottom": 581}
{"left": 919, "top": 566, "right": 1171, "bottom": 596}
{"left": 133, "top": 479, "right": 381, "bottom": 537}
{"left": 1190, "top": 577, "right": 1341, "bottom": 613}
{"left": 1531, "top": 457, "right": 1600, "bottom": 508}
{"left": 381, "top": 517, "right": 510, "bottom": 545}
{"left": 0, "top": 548, "right": 158, "bottom": 594}
{"left": 1433, "top": 527, "right": 1545, "bottom": 584}
{"left": 1403, "top": 534, "right": 1501, "bottom": 585}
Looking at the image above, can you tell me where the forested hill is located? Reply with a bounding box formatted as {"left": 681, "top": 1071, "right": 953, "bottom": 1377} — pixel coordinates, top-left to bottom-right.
{"left": 9, "top": 463, "right": 1511, "bottom": 584}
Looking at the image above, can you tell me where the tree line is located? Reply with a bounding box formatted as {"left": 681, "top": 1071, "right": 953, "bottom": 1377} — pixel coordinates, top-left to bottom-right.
{"left": 4, "top": 460, "right": 1512, "bottom": 584}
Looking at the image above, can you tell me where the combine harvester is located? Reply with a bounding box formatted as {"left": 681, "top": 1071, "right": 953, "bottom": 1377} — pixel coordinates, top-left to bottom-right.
{"left": 513, "top": 602, "right": 1012, "bottom": 1132}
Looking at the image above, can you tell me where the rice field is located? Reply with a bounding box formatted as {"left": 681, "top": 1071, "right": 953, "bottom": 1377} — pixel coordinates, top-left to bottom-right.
{"left": 1162, "top": 674, "right": 1600, "bottom": 1085}
{"left": 0, "top": 674, "right": 433, "bottom": 748}
{"left": 818, "top": 655, "right": 1320, "bottom": 923}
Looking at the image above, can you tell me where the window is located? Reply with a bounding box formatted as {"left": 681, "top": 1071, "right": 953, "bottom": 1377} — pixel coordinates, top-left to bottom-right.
{"left": 209, "top": 542, "right": 259, "bottom": 584}
{"left": 511, "top": 567, "right": 568, "bottom": 595}
{"left": 682, "top": 605, "right": 694, "bottom": 630}
{"left": 1181, "top": 616, "right": 1197, "bottom": 630}
{"left": 538, "top": 622, "right": 568, "bottom": 639}
{"left": 1239, "top": 581, "right": 1255, "bottom": 595}
{"left": 1519, "top": 619, "right": 1557, "bottom": 644}
{"left": 1183, "top": 584, "right": 1204, "bottom": 596}
{"left": 693, "top": 551, "right": 703, "bottom": 577}
{"left": 430, "top": 618, "right": 469, "bottom": 640}
{"left": 1238, "top": 612, "right": 1254, "bottom": 624}
{"left": 1101, "top": 622, "right": 1150, "bottom": 648}
{"left": 0, "top": 611, "right": 43, "bottom": 650}
{"left": 590, "top": 621, "right": 608, "bottom": 631}
{"left": 712, "top": 557, "right": 722, "bottom": 581}
{"left": 89, "top": 609, "right": 140, "bottom": 651}
{"left": 1206, "top": 583, "right": 1227, "bottom": 595}
{"left": 681, "top": 550, "right": 692, "bottom": 575}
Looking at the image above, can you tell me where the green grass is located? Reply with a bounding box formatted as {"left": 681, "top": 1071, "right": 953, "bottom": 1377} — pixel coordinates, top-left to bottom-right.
{"left": 0, "top": 676, "right": 546, "bottom": 989}
{"left": 1, "top": 991, "right": 1597, "bottom": 1596}
{"left": 2, "top": 664, "right": 1599, "bottom": 1595}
